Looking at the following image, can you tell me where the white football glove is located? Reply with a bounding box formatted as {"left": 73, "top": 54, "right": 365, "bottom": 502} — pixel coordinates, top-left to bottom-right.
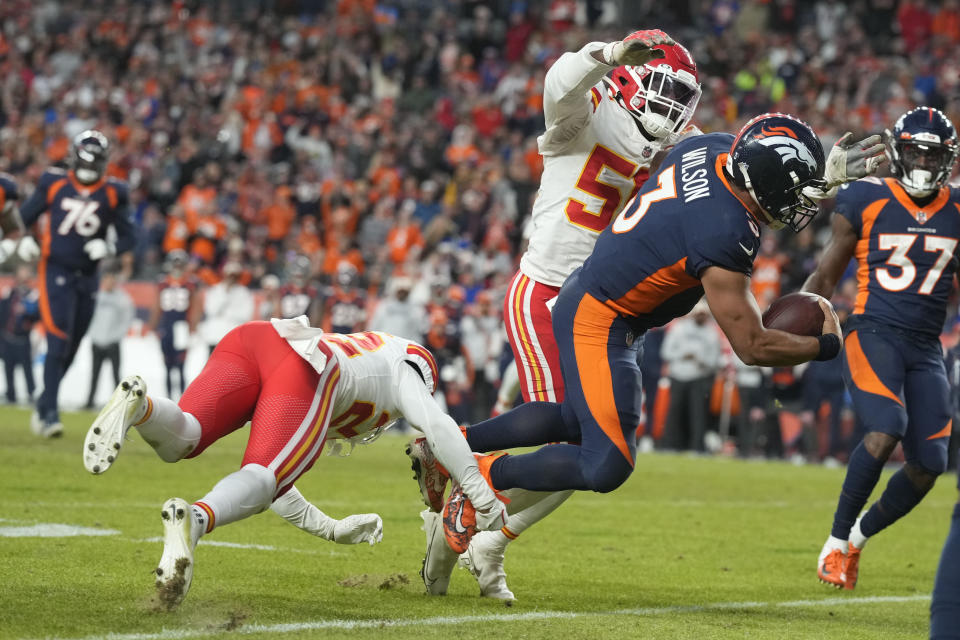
{"left": 15, "top": 236, "right": 40, "bottom": 262}
{"left": 332, "top": 514, "right": 384, "bottom": 546}
{"left": 83, "top": 238, "right": 116, "bottom": 261}
{"left": 0, "top": 238, "right": 16, "bottom": 264}
{"left": 474, "top": 500, "right": 508, "bottom": 532}
{"left": 803, "top": 132, "right": 887, "bottom": 201}
{"left": 602, "top": 29, "right": 675, "bottom": 67}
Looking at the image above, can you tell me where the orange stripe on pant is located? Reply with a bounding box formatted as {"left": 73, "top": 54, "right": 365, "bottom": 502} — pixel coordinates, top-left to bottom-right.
{"left": 275, "top": 367, "right": 340, "bottom": 486}
{"left": 571, "top": 293, "right": 634, "bottom": 466}
{"left": 37, "top": 259, "right": 67, "bottom": 339}
{"left": 845, "top": 330, "right": 902, "bottom": 406}
{"left": 928, "top": 419, "right": 953, "bottom": 441}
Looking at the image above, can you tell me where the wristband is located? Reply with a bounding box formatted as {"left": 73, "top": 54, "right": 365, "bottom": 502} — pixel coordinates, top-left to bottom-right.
{"left": 815, "top": 333, "right": 841, "bottom": 361}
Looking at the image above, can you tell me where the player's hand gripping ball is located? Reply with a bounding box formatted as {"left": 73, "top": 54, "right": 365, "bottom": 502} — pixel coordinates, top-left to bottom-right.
{"left": 761, "top": 292, "right": 829, "bottom": 337}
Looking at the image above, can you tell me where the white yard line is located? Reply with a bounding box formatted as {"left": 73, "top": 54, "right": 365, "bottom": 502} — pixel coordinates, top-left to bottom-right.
{"left": 38, "top": 594, "right": 931, "bottom": 640}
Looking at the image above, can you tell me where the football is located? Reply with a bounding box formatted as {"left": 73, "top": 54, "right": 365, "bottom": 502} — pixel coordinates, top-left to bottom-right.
{"left": 761, "top": 292, "right": 827, "bottom": 337}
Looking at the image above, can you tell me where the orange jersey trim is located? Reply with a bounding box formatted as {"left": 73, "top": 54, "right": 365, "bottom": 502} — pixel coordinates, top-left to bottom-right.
{"left": 572, "top": 293, "right": 634, "bottom": 466}
{"left": 884, "top": 178, "right": 949, "bottom": 224}
{"left": 47, "top": 178, "right": 68, "bottom": 206}
{"left": 714, "top": 153, "right": 757, "bottom": 217}
{"left": 606, "top": 256, "right": 699, "bottom": 317}
{"left": 853, "top": 199, "right": 887, "bottom": 314}
{"left": 590, "top": 87, "right": 601, "bottom": 112}
{"left": 844, "top": 330, "right": 902, "bottom": 406}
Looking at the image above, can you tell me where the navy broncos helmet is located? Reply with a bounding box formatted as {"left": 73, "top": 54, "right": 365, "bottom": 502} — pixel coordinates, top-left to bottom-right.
{"left": 727, "top": 113, "right": 826, "bottom": 232}
{"left": 70, "top": 130, "right": 110, "bottom": 185}
{"left": 887, "top": 107, "right": 958, "bottom": 197}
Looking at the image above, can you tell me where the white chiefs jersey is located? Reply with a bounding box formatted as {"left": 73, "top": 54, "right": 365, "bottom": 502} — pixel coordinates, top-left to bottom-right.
{"left": 520, "top": 42, "right": 694, "bottom": 287}
{"left": 270, "top": 317, "right": 438, "bottom": 444}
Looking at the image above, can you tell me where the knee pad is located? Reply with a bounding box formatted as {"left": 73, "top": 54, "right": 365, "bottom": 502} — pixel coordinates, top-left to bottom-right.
{"left": 239, "top": 463, "right": 278, "bottom": 511}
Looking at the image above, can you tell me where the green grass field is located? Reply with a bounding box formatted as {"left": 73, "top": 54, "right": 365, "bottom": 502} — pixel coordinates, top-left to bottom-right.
{"left": 0, "top": 405, "right": 951, "bottom": 639}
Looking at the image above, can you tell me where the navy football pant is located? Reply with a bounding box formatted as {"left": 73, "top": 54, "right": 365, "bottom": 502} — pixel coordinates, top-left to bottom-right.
{"left": 467, "top": 270, "right": 642, "bottom": 493}
{"left": 37, "top": 261, "right": 98, "bottom": 423}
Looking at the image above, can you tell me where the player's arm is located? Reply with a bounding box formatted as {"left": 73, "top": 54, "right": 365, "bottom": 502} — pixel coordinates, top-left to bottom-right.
{"left": 18, "top": 179, "right": 49, "bottom": 228}
{"left": 801, "top": 213, "right": 858, "bottom": 299}
{"left": 394, "top": 362, "right": 506, "bottom": 528}
{"left": 701, "top": 266, "right": 841, "bottom": 366}
{"left": 269, "top": 486, "right": 383, "bottom": 545}
{"left": 112, "top": 185, "right": 138, "bottom": 255}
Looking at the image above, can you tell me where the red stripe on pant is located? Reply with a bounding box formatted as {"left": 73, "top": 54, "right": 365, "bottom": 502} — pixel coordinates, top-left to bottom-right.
{"left": 503, "top": 270, "right": 565, "bottom": 403}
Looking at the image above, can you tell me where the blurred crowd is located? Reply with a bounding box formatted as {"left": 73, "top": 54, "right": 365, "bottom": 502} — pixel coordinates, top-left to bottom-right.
{"left": 1, "top": 0, "right": 960, "bottom": 460}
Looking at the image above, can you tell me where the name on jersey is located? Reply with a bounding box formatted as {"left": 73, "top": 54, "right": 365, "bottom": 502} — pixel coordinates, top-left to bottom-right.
{"left": 680, "top": 147, "right": 710, "bottom": 203}
{"left": 908, "top": 226, "right": 937, "bottom": 234}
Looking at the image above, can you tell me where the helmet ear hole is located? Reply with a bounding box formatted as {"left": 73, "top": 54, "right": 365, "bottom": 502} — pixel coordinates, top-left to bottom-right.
{"left": 618, "top": 76, "right": 628, "bottom": 86}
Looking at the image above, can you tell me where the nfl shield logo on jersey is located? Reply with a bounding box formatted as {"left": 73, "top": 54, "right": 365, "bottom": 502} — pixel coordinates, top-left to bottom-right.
{"left": 918, "top": 211, "right": 927, "bottom": 223}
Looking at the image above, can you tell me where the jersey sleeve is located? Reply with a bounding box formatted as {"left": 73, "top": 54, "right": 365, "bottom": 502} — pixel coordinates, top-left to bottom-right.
{"left": 540, "top": 42, "right": 613, "bottom": 154}
{"left": 686, "top": 219, "right": 758, "bottom": 278}
{"left": 832, "top": 179, "right": 875, "bottom": 234}
{"left": 19, "top": 169, "right": 63, "bottom": 227}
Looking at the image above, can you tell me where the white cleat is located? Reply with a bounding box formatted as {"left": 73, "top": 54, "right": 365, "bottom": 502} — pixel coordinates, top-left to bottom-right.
{"left": 83, "top": 375, "right": 147, "bottom": 474}
{"left": 459, "top": 530, "right": 515, "bottom": 601}
{"left": 155, "top": 497, "right": 197, "bottom": 610}
{"left": 31, "top": 412, "right": 63, "bottom": 438}
{"left": 420, "top": 509, "right": 458, "bottom": 596}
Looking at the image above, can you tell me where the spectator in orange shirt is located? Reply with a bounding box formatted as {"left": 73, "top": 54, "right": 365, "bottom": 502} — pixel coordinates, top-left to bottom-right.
{"left": 162, "top": 204, "right": 190, "bottom": 254}
{"left": 322, "top": 235, "right": 365, "bottom": 277}
{"left": 177, "top": 167, "right": 216, "bottom": 228}
{"left": 295, "top": 215, "right": 323, "bottom": 256}
{"left": 386, "top": 200, "right": 424, "bottom": 265}
{"left": 751, "top": 235, "right": 788, "bottom": 309}
{"left": 263, "top": 185, "right": 296, "bottom": 260}
{"left": 189, "top": 198, "right": 227, "bottom": 266}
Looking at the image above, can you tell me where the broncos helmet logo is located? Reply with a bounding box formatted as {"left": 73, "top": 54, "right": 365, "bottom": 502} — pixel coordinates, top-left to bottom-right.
{"left": 753, "top": 135, "right": 818, "bottom": 173}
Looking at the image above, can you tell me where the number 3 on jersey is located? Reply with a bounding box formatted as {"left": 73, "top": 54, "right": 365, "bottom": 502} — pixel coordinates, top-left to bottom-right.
{"left": 612, "top": 166, "right": 678, "bottom": 234}
{"left": 876, "top": 233, "right": 958, "bottom": 294}
{"left": 565, "top": 144, "right": 647, "bottom": 233}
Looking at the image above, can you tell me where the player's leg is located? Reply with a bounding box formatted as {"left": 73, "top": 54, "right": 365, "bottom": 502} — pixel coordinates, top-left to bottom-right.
{"left": 818, "top": 329, "right": 906, "bottom": 587}
{"left": 485, "top": 287, "right": 641, "bottom": 493}
{"left": 34, "top": 263, "right": 76, "bottom": 436}
{"left": 155, "top": 323, "right": 334, "bottom": 608}
{"left": 503, "top": 272, "right": 564, "bottom": 403}
{"left": 847, "top": 349, "right": 951, "bottom": 590}
{"left": 64, "top": 273, "right": 98, "bottom": 372}
{"left": 87, "top": 344, "right": 105, "bottom": 408}
{"left": 931, "top": 488, "right": 960, "bottom": 639}
{"left": 4, "top": 341, "right": 17, "bottom": 403}
{"left": 83, "top": 324, "right": 260, "bottom": 474}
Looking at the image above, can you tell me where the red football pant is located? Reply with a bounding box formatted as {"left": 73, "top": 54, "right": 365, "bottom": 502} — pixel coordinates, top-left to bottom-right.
{"left": 179, "top": 322, "right": 340, "bottom": 496}
{"left": 504, "top": 271, "right": 564, "bottom": 403}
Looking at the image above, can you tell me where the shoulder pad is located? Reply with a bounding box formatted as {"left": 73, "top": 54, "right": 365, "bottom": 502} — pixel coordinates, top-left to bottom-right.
{"left": 404, "top": 342, "right": 439, "bottom": 394}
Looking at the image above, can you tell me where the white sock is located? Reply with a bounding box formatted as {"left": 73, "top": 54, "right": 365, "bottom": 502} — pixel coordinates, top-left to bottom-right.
{"left": 134, "top": 396, "right": 202, "bottom": 462}
{"left": 825, "top": 535, "right": 848, "bottom": 553}
{"left": 192, "top": 464, "right": 277, "bottom": 532}
{"left": 501, "top": 490, "right": 573, "bottom": 537}
{"left": 849, "top": 519, "right": 869, "bottom": 550}
{"left": 189, "top": 505, "right": 207, "bottom": 547}
{"left": 493, "top": 364, "right": 522, "bottom": 412}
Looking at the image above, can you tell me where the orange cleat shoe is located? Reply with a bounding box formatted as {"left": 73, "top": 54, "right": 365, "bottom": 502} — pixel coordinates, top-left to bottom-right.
{"left": 406, "top": 437, "right": 449, "bottom": 512}
{"left": 442, "top": 484, "right": 477, "bottom": 554}
{"left": 817, "top": 547, "right": 846, "bottom": 589}
{"left": 844, "top": 543, "right": 861, "bottom": 591}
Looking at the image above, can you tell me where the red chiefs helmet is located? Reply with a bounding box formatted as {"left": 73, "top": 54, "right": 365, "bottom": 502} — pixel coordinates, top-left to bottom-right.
{"left": 605, "top": 35, "right": 701, "bottom": 139}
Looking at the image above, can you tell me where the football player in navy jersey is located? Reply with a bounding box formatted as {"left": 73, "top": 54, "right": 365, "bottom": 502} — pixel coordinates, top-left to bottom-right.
{"left": 150, "top": 250, "right": 197, "bottom": 399}
{"left": 19, "top": 130, "right": 137, "bottom": 437}
{"left": 0, "top": 172, "right": 41, "bottom": 263}
{"left": 803, "top": 107, "right": 960, "bottom": 594}
{"left": 428, "top": 114, "right": 886, "bottom": 557}
{"left": 279, "top": 255, "right": 321, "bottom": 324}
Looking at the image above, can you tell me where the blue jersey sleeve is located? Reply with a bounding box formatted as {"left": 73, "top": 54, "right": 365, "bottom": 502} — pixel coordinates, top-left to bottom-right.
{"left": 19, "top": 169, "right": 65, "bottom": 227}
{"left": 686, "top": 215, "right": 759, "bottom": 278}
{"left": 833, "top": 179, "right": 879, "bottom": 234}
{"left": 0, "top": 174, "right": 18, "bottom": 205}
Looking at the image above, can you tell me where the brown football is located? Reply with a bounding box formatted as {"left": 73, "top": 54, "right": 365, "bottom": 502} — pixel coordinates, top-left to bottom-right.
{"left": 761, "top": 292, "right": 827, "bottom": 337}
